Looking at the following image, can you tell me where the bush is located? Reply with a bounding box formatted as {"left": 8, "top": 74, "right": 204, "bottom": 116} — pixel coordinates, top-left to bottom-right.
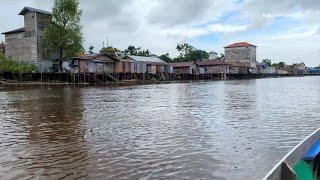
{"left": 150, "top": 77, "right": 159, "bottom": 82}
{"left": 0, "top": 53, "right": 37, "bottom": 74}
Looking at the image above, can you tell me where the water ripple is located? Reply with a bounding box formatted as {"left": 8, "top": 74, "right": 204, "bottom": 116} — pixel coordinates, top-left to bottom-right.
{"left": 0, "top": 77, "right": 319, "bottom": 179}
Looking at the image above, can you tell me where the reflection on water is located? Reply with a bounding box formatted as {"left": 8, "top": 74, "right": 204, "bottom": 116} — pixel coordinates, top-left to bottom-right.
{"left": 0, "top": 76, "right": 319, "bottom": 179}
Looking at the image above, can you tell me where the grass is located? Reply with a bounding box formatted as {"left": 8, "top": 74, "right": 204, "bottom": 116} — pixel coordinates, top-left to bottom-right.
{"left": 0, "top": 53, "right": 37, "bottom": 74}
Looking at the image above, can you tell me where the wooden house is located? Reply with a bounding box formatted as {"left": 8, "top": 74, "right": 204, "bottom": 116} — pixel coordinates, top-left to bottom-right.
{"left": 114, "top": 58, "right": 134, "bottom": 73}
{"left": 227, "top": 61, "right": 249, "bottom": 74}
{"left": 169, "top": 61, "right": 198, "bottom": 74}
{"left": 127, "top": 55, "right": 170, "bottom": 74}
{"left": 196, "top": 59, "right": 229, "bottom": 74}
{"left": 72, "top": 54, "right": 118, "bottom": 74}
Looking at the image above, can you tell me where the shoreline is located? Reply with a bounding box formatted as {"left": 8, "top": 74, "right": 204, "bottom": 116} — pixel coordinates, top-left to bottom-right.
{"left": 1, "top": 75, "right": 318, "bottom": 88}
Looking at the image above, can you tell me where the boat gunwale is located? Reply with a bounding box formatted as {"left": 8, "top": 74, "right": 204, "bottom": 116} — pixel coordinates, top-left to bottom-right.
{"left": 262, "top": 128, "right": 320, "bottom": 180}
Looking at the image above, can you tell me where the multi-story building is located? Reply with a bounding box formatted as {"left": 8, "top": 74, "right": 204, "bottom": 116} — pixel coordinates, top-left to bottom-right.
{"left": 224, "top": 42, "right": 257, "bottom": 67}
{"left": 1, "top": 7, "right": 52, "bottom": 72}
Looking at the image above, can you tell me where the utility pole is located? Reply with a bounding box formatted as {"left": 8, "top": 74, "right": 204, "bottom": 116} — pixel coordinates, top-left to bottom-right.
{"left": 107, "top": 35, "right": 109, "bottom": 48}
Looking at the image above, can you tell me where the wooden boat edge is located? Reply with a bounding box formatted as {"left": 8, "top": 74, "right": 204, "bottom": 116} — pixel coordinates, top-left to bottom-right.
{"left": 262, "top": 128, "right": 320, "bottom": 180}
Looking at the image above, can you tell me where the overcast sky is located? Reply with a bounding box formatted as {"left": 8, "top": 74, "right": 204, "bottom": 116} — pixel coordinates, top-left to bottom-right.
{"left": 0, "top": 0, "right": 319, "bottom": 66}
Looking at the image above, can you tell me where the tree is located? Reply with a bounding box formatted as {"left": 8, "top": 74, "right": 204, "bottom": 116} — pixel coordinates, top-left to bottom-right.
{"left": 176, "top": 43, "right": 196, "bottom": 57}
{"left": 185, "top": 50, "right": 208, "bottom": 61}
{"left": 123, "top": 45, "right": 150, "bottom": 57}
{"left": 272, "top": 62, "right": 285, "bottom": 68}
{"left": 173, "top": 43, "right": 208, "bottom": 62}
{"left": 219, "top": 54, "right": 225, "bottom": 61}
{"left": 137, "top": 49, "right": 150, "bottom": 57}
{"left": 159, "top": 53, "right": 172, "bottom": 62}
{"left": 43, "top": 0, "right": 83, "bottom": 72}
{"left": 88, "top": 45, "right": 94, "bottom": 54}
{"left": 0, "top": 41, "right": 5, "bottom": 54}
{"left": 279, "top": 62, "right": 285, "bottom": 68}
{"left": 262, "top": 59, "right": 272, "bottom": 66}
{"left": 100, "top": 47, "right": 116, "bottom": 57}
{"left": 124, "top": 45, "right": 140, "bottom": 56}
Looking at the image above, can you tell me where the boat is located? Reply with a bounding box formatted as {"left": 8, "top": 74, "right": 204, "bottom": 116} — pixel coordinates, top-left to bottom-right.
{"left": 263, "top": 128, "right": 320, "bottom": 180}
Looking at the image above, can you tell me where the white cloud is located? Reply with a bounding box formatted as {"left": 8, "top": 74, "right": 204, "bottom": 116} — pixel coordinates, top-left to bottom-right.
{"left": 271, "top": 25, "right": 319, "bottom": 40}
{"left": 0, "top": 0, "right": 319, "bottom": 66}
{"left": 208, "top": 24, "right": 247, "bottom": 33}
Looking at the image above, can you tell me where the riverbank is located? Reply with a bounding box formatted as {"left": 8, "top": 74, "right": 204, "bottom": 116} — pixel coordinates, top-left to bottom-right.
{"left": 1, "top": 74, "right": 318, "bottom": 88}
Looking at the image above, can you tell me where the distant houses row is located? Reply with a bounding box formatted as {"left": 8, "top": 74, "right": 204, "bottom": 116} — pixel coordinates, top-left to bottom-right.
{"left": 71, "top": 54, "right": 171, "bottom": 74}
{"left": 1, "top": 7, "right": 314, "bottom": 77}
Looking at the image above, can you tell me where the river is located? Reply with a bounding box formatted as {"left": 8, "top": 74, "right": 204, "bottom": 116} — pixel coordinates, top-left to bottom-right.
{"left": 0, "top": 76, "right": 319, "bottom": 179}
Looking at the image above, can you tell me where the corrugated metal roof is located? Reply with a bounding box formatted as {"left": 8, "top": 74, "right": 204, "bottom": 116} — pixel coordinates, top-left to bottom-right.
{"left": 129, "top": 55, "right": 167, "bottom": 64}
{"left": 2, "top": 27, "right": 25, "bottom": 35}
{"left": 73, "top": 53, "right": 118, "bottom": 62}
{"left": 169, "top": 61, "right": 195, "bottom": 67}
{"left": 19, "top": 7, "right": 51, "bottom": 15}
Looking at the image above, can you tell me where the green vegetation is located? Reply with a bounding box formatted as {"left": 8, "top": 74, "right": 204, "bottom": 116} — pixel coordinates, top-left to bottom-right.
{"left": 272, "top": 61, "right": 286, "bottom": 68}
{"left": 219, "top": 54, "right": 225, "bottom": 61}
{"left": 100, "top": 46, "right": 117, "bottom": 57}
{"left": 0, "top": 53, "right": 37, "bottom": 73}
{"left": 88, "top": 45, "right": 94, "bottom": 54}
{"left": 123, "top": 45, "right": 150, "bottom": 56}
{"left": 150, "top": 77, "right": 159, "bottom": 83}
{"left": 158, "top": 53, "right": 172, "bottom": 62}
{"left": 43, "top": 0, "right": 83, "bottom": 71}
{"left": 171, "top": 43, "right": 209, "bottom": 62}
{"left": 97, "top": 43, "right": 210, "bottom": 63}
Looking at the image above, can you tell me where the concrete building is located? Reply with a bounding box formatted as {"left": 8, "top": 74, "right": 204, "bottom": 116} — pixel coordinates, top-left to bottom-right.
{"left": 224, "top": 42, "right": 257, "bottom": 66}
{"left": 1, "top": 7, "right": 52, "bottom": 72}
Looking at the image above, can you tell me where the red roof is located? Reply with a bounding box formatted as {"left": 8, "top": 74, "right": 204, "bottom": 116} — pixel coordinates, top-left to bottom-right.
{"left": 169, "top": 61, "right": 195, "bottom": 68}
{"left": 196, "top": 59, "right": 227, "bottom": 66}
{"left": 224, "top": 42, "right": 256, "bottom": 48}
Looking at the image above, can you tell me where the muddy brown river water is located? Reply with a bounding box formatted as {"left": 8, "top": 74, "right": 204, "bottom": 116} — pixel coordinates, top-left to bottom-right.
{"left": 0, "top": 76, "right": 319, "bottom": 179}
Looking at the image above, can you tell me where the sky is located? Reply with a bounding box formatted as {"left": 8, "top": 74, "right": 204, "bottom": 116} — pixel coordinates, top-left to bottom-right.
{"left": 0, "top": 0, "right": 319, "bottom": 66}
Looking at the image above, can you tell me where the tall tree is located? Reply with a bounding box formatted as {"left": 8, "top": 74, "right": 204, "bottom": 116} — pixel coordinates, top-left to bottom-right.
{"left": 137, "top": 49, "right": 150, "bottom": 57}
{"left": 100, "top": 47, "right": 116, "bottom": 57}
{"left": 174, "top": 43, "right": 208, "bottom": 62}
{"left": 219, "top": 54, "right": 225, "bottom": 62}
{"left": 185, "top": 50, "right": 208, "bottom": 61}
{"left": 176, "top": 43, "right": 196, "bottom": 57}
{"left": 88, "top": 45, "right": 94, "bottom": 54}
{"left": 123, "top": 45, "right": 150, "bottom": 57}
{"left": 158, "top": 53, "right": 172, "bottom": 62}
{"left": 124, "top": 45, "right": 141, "bottom": 56}
{"left": 43, "top": 0, "right": 83, "bottom": 72}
